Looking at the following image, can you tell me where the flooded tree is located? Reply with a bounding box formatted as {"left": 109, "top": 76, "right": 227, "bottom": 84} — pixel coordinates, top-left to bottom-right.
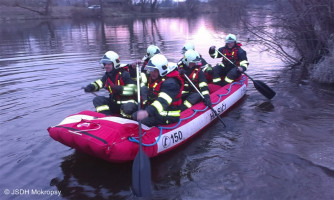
{"left": 245, "top": 0, "right": 334, "bottom": 84}
{"left": 134, "top": 0, "right": 159, "bottom": 12}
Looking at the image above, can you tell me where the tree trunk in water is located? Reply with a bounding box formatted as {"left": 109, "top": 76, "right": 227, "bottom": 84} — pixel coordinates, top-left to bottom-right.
{"left": 45, "top": 0, "right": 51, "bottom": 16}
{"left": 150, "top": 0, "right": 158, "bottom": 12}
{"left": 141, "top": 0, "right": 146, "bottom": 12}
{"left": 99, "top": 0, "right": 104, "bottom": 18}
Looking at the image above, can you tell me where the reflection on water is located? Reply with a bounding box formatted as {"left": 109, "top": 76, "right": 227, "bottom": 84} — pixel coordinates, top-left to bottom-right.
{"left": 1, "top": 13, "right": 334, "bottom": 200}
{"left": 51, "top": 152, "right": 133, "bottom": 199}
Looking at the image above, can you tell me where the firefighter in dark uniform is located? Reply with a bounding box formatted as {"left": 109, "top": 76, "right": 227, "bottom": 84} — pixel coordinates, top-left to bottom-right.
{"left": 132, "top": 54, "right": 184, "bottom": 127}
{"left": 83, "top": 51, "right": 136, "bottom": 117}
{"left": 178, "top": 49, "right": 212, "bottom": 111}
{"left": 209, "top": 34, "right": 249, "bottom": 86}
{"left": 179, "top": 42, "right": 213, "bottom": 83}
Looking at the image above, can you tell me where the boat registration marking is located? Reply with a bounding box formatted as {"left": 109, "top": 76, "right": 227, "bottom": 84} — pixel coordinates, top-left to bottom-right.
{"left": 160, "top": 131, "right": 183, "bottom": 149}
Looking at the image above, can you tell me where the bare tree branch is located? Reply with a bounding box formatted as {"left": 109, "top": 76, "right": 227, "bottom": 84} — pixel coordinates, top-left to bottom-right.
{"left": 245, "top": 0, "right": 334, "bottom": 68}
{"left": 14, "top": 0, "right": 52, "bottom": 16}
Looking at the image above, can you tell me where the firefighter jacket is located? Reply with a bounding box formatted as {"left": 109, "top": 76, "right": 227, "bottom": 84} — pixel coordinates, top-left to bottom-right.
{"left": 179, "top": 65, "right": 210, "bottom": 99}
{"left": 145, "top": 70, "right": 184, "bottom": 120}
{"left": 89, "top": 68, "right": 136, "bottom": 105}
{"left": 209, "top": 43, "right": 249, "bottom": 72}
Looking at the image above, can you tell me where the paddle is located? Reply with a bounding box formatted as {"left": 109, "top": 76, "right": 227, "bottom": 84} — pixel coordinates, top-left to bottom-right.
{"left": 183, "top": 73, "right": 226, "bottom": 127}
{"left": 215, "top": 50, "right": 276, "bottom": 99}
{"left": 131, "top": 64, "right": 152, "bottom": 197}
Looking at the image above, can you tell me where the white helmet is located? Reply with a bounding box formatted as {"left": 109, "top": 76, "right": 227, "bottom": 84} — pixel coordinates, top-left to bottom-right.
{"left": 225, "top": 34, "right": 237, "bottom": 43}
{"left": 146, "top": 54, "right": 169, "bottom": 76}
{"left": 183, "top": 49, "right": 201, "bottom": 67}
{"left": 181, "top": 42, "right": 195, "bottom": 54}
{"left": 168, "top": 62, "right": 178, "bottom": 72}
{"left": 142, "top": 45, "right": 161, "bottom": 61}
{"left": 100, "top": 51, "right": 121, "bottom": 68}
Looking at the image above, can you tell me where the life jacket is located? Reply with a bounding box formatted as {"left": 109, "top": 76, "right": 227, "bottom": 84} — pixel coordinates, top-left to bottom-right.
{"left": 147, "top": 70, "right": 183, "bottom": 106}
{"left": 222, "top": 43, "right": 242, "bottom": 66}
{"left": 181, "top": 67, "right": 200, "bottom": 94}
{"left": 147, "top": 77, "right": 162, "bottom": 103}
{"left": 105, "top": 69, "right": 134, "bottom": 103}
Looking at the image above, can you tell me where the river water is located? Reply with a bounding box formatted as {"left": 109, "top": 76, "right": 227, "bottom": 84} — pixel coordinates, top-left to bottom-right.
{"left": 0, "top": 13, "right": 334, "bottom": 200}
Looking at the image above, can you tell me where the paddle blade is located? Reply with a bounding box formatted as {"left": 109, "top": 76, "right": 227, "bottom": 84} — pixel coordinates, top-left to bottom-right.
{"left": 252, "top": 79, "right": 276, "bottom": 99}
{"left": 132, "top": 149, "right": 152, "bottom": 197}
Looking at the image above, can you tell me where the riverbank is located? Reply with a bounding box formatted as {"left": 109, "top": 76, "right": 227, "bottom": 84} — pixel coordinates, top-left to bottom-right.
{"left": 0, "top": 5, "right": 215, "bottom": 23}
{"left": 0, "top": 6, "right": 143, "bottom": 22}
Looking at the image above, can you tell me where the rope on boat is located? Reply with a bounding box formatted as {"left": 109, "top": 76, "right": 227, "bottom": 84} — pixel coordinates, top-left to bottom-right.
{"left": 128, "top": 76, "right": 246, "bottom": 146}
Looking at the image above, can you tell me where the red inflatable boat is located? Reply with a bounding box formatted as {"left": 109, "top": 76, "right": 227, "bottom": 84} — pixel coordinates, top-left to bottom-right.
{"left": 48, "top": 75, "right": 247, "bottom": 163}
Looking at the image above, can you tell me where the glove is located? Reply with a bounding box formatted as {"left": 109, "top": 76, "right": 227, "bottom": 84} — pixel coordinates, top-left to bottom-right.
{"left": 84, "top": 84, "right": 95, "bottom": 92}
{"left": 209, "top": 46, "right": 216, "bottom": 55}
{"left": 204, "top": 96, "right": 212, "bottom": 107}
{"left": 111, "top": 85, "right": 122, "bottom": 94}
{"left": 209, "top": 46, "right": 216, "bottom": 52}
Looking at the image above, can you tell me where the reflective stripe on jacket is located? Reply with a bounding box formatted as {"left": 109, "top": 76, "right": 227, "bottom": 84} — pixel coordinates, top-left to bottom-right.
{"left": 104, "top": 69, "right": 136, "bottom": 104}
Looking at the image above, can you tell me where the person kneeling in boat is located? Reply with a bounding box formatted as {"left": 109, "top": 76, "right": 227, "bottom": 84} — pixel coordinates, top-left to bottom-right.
{"left": 179, "top": 42, "right": 213, "bottom": 83}
{"left": 178, "top": 49, "right": 212, "bottom": 111}
{"left": 209, "top": 33, "right": 249, "bottom": 86}
{"left": 132, "top": 54, "right": 184, "bottom": 127}
{"left": 83, "top": 51, "right": 137, "bottom": 117}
